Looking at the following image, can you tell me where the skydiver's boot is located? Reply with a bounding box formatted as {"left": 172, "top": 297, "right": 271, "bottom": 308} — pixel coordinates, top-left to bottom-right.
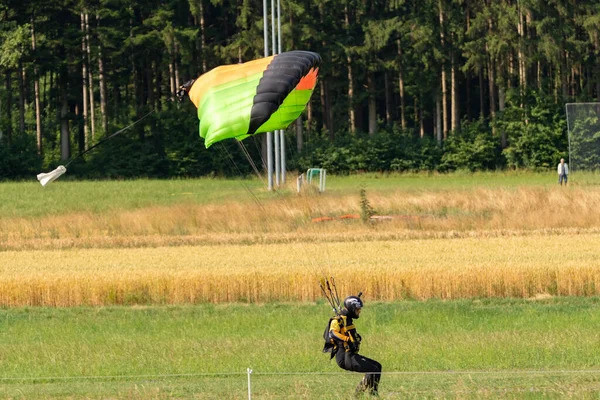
{"left": 354, "top": 377, "right": 368, "bottom": 398}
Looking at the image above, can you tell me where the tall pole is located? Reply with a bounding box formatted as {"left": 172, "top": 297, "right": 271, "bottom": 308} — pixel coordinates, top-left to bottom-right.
{"left": 271, "top": 0, "right": 280, "bottom": 186}
{"left": 278, "top": 0, "right": 286, "bottom": 184}
{"left": 263, "top": 0, "right": 273, "bottom": 191}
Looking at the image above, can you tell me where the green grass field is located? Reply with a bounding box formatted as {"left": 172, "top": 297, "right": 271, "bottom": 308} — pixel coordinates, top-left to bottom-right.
{"left": 3, "top": 172, "right": 600, "bottom": 398}
{"left": 1, "top": 299, "right": 600, "bottom": 399}
{"left": 3, "top": 170, "right": 600, "bottom": 218}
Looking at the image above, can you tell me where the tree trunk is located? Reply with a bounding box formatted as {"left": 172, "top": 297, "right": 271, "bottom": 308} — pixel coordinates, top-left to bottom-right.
{"left": 60, "top": 68, "right": 70, "bottom": 161}
{"left": 488, "top": 58, "right": 496, "bottom": 116}
{"left": 554, "top": 63, "right": 559, "bottom": 102}
{"left": 75, "top": 103, "right": 84, "bottom": 154}
{"left": 85, "top": 13, "right": 95, "bottom": 142}
{"left": 397, "top": 40, "right": 406, "bottom": 130}
{"left": 441, "top": 68, "right": 447, "bottom": 138}
{"left": 6, "top": 70, "right": 12, "bottom": 144}
{"left": 508, "top": 52, "right": 514, "bottom": 89}
{"left": 420, "top": 103, "right": 424, "bottom": 138}
{"left": 414, "top": 96, "right": 418, "bottom": 135}
{"left": 367, "top": 71, "right": 377, "bottom": 135}
{"left": 319, "top": 79, "right": 327, "bottom": 132}
{"left": 155, "top": 59, "right": 162, "bottom": 108}
{"left": 439, "top": 0, "right": 448, "bottom": 139}
{"left": 174, "top": 41, "right": 180, "bottom": 90}
{"left": 0, "top": 78, "right": 3, "bottom": 143}
{"left": 517, "top": 2, "right": 526, "bottom": 95}
{"left": 168, "top": 46, "right": 176, "bottom": 96}
{"left": 97, "top": 54, "right": 107, "bottom": 133}
{"left": 166, "top": 26, "right": 176, "bottom": 97}
{"left": 347, "top": 54, "right": 356, "bottom": 134}
{"left": 561, "top": 52, "right": 568, "bottom": 98}
{"left": 31, "top": 17, "right": 42, "bottom": 154}
{"left": 536, "top": 60, "right": 542, "bottom": 91}
{"left": 81, "top": 13, "right": 90, "bottom": 150}
{"left": 318, "top": 3, "right": 332, "bottom": 137}
{"left": 199, "top": 0, "right": 207, "bottom": 72}
{"left": 466, "top": 66, "right": 471, "bottom": 121}
{"left": 451, "top": 48, "right": 459, "bottom": 132}
{"left": 345, "top": 4, "right": 356, "bottom": 134}
{"left": 488, "top": 56, "right": 496, "bottom": 136}
{"left": 499, "top": 86, "right": 506, "bottom": 147}
{"left": 96, "top": 13, "right": 108, "bottom": 134}
{"left": 570, "top": 65, "right": 576, "bottom": 97}
{"left": 18, "top": 62, "right": 25, "bottom": 135}
{"left": 295, "top": 117, "right": 303, "bottom": 152}
{"left": 307, "top": 98, "right": 312, "bottom": 132}
{"left": 146, "top": 63, "right": 154, "bottom": 110}
{"left": 465, "top": 4, "right": 471, "bottom": 122}
{"left": 326, "top": 80, "right": 334, "bottom": 138}
{"left": 479, "top": 67, "right": 485, "bottom": 119}
{"left": 384, "top": 71, "right": 392, "bottom": 127}
{"left": 436, "top": 93, "right": 442, "bottom": 145}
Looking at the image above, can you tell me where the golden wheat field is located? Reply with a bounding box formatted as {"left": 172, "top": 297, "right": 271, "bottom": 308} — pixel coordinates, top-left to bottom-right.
{"left": 1, "top": 233, "right": 600, "bottom": 306}
{"left": 2, "top": 182, "right": 600, "bottom": 306}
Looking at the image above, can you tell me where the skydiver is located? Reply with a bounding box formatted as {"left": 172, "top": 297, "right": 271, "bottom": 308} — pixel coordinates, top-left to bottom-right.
{"left": 324, "top": 295, "right": 382, "bottom": 397}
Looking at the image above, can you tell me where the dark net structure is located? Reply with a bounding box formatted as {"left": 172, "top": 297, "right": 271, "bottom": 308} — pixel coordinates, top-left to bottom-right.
{"left": 566, "top": 103, "right": 600, "bottom": 172}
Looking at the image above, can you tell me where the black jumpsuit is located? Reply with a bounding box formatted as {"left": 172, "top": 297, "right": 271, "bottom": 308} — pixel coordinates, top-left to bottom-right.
{"left": 329, "top": 311, "right": 382, "bottom": 395}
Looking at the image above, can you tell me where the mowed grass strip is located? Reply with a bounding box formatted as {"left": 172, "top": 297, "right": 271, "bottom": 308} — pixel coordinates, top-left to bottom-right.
{"left": 2, "top": 234, "right": 600, "bottom": 306}
{"left": 0, "top": 300, "right": 599, "bottom": 399}
{"left": 3, "top": 185, "right": 600, "bottom": 251}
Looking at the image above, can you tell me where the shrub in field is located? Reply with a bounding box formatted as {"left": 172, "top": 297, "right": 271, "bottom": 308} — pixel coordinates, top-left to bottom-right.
{"left": 0, "top": 135, "right": 41, "bottom": 179}
{"left": 440, "top": 119, "right": 503, "bottom": 172}
{"left": 293, "top": 129, "right": 442, "bottom": 174}
{"left": 497, "top": 90, "right": 566, "bottom": 170}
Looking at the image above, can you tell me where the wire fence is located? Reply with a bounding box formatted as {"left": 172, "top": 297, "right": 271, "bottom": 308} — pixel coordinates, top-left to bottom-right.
{"left": 2, "top": 368, "right": 600, "bottom": 399}
{"left": 3, "top": 368, "right": 600, "bottom": 381}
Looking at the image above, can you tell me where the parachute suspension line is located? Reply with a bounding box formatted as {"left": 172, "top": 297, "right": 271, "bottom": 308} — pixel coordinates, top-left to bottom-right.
{"left": 319, "top": 279, "right": 338, "bottom": 314}
{"left": 329, "top": 276, "right": 342, "bottom": 311}
{"left": 216, "top": 141, "right": 326, "bottom": 275}
{"left": 319, "top": 277, "right": 342, "bottom": 315}
{"left": 65, "top": 109, "right": 156, "bottom": 168}
{"left": 251, "top": 135, "right": 268, "bottom": 176}
{"left": 236, "top": 141, "right": 265, "bottom": 185}
{"left": 216, "top": 143, "right": 267, "bottom": 212}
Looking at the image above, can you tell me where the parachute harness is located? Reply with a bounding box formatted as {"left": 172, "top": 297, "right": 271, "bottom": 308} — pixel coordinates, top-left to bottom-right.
{"left": 320, "top": 277, "right": 364, "bottom": 356}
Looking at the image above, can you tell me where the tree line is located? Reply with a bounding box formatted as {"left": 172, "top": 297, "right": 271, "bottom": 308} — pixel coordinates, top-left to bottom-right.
{"left": 1, "top": 0, "right": 598, "bottom": 179}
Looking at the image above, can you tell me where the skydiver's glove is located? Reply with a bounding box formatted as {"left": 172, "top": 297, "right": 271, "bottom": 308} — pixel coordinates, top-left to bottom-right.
{"left": 348, "top": 340, "right": 359, "bottom": 353}
{"left": 355, "top": 333, "right": 362, "bottom": 343}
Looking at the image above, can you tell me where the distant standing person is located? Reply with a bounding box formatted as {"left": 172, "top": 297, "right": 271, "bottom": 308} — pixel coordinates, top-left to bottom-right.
{"left": 557, "top": 158, "right": 569, "bottom": 186}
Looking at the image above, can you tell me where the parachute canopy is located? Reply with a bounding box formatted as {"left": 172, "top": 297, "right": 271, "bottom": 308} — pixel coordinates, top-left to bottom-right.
{"left": 184, "top": 50, "right": 321, "bottom": 148}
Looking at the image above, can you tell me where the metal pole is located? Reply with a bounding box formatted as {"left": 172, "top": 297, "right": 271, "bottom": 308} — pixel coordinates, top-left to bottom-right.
{"left": 277, "top": 0, "right": 282, "bottom": 54}
{"left": 263, "top": 0, "right": 268, "bottom": 58}
{"left": 565, "top": 103, "right": 572, "bottom": 173}
{"left": 263, "top": 0, "right": 273, "bottom": 191}
{"left": 271, "top": 0, "right": 280, "bottom": 187}
{"left": 274, "top": 125, "right": 280, "bottom": 186}
{"left": 267, "top": 137, "right": 274, "bottom": 191}
{"left": 280, "top": 131, "right": 285, "bottom": 184}
{"left": 271, "top": 0, "right": 276, "bottom": 55}
{"left": 247, "top": 368, "right": 253, "bottom": 400}
{"left": 277, "top": 0, "right": 286, "bottom": 183}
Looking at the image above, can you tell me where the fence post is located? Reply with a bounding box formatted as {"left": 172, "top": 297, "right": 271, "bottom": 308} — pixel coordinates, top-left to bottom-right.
{"left": 247, "top": 368, "right": 253, "bottom": 399}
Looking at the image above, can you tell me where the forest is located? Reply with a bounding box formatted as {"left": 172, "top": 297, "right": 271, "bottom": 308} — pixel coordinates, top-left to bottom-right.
{"left": 1, "top": 0, "right": 599, "bottom": 178}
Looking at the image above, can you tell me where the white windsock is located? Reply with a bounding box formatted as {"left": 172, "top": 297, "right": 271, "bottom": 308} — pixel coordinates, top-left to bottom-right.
{"left": 37, "top": 165, "right": 67, "bottom": 187}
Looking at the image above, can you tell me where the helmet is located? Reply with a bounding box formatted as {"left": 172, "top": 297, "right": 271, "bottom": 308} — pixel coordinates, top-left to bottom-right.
{"left": 343, "top": 295, "right": 364, "bottom": 318}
